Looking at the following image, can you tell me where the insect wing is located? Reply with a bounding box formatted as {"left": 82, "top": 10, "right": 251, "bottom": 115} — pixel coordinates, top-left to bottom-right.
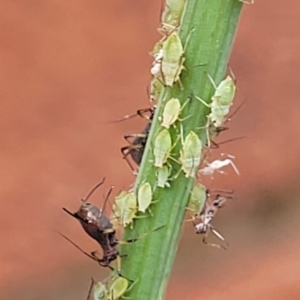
{"left": 161, "top": 98, "right": 181, "bottom": 128}
{"left": 153, "top": 129, "right": 172, "bottom": 168}
{"left": 138, "top": 182, "right": 153, "bottom": 213}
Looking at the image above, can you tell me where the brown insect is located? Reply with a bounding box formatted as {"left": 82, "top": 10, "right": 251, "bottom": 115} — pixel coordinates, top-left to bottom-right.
{"left": 61, "top": 179, "right": 134, "bottom": 276}
{"left": 193, "top": 191, "right": 233, "bottom": 249}
{"left": 120, "top": 106, "right": 156, "bottom": 171}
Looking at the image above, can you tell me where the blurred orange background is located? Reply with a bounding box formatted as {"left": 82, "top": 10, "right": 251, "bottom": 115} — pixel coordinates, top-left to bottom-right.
{"left": 1, "top": 1, "right": 300, "bottom": 299}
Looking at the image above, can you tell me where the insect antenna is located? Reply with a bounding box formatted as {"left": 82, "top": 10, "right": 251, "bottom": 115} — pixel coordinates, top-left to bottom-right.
{"left": 62, "top": 178, "right": 106, "bottom": 222}
{"left": 82, "top": 177, "right": 106, "bottom": 203}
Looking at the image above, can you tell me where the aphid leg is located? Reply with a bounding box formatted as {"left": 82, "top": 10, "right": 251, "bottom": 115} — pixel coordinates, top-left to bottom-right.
{"left": 206, "top": 73, "right": 218, "bottom": 90}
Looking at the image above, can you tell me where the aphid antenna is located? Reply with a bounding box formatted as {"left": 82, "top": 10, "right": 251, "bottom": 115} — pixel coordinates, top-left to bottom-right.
{"left": 226, "top": 65, "right": 236, "bottom": 82}
{"left": 205, "top": 72, "right": 218, "bottom": 90}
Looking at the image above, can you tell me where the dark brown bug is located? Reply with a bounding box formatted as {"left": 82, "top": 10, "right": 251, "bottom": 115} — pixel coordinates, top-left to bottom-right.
{"left": 61, "top": 178, "right": 163, "bottom": 277}
{"left": 193, "top": 191, "right": 233, "bottom": 250}
{"left": 62, "top": 179, "right": 132, "bottom": 276}
{"left": 120, "top": 106, "right": 156, "bottom": 171}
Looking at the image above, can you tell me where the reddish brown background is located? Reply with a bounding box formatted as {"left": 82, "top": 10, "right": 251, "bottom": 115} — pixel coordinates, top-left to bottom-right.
{"left": 1, "top": 1, "right": 300, "bottom": 299}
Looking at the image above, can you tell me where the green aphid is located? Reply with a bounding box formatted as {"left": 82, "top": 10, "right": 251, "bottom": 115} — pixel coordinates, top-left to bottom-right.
{"left": 161, "top": 31, "right": 185, "bottom": 86}
{"left": 153, "top": 128, "right": 172, "bottom": 168}
{"left": 111, "top": 190, "right": 137, "bottom": 228}
{"left": 161, "top": 0, "right": 185, "bottom": 32}
{"left": 157, "top": 165, "right": 171, "bottom": 188}
{"left": 161, "top": 97, "right": 190, "bottom": 129}
{"left": 187, "top": 183, "right": 207, "bottom": 216}
{"left": 137, "top": 182, "right": 153, "bottom": 213}
{"left": 93, "top": 276, "right": 130, "bottom": 300}
{"left": 179, "top": 131, "right": 202, "bottom": 178}
{"left": 196, "top": 75, "right": 236, "bottom": 128}
{"left": 161, "top": 98, "right": 181, "bottom": 128}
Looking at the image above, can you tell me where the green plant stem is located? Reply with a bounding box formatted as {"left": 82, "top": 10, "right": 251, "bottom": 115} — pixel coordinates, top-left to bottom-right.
{"left": 119, "top": 1, "right": 243, "bottom": 299}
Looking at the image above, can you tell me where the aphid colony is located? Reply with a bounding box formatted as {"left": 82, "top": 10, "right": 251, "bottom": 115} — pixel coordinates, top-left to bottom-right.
{"left": 60, "top": 1, "right": 245, "bottom": 298}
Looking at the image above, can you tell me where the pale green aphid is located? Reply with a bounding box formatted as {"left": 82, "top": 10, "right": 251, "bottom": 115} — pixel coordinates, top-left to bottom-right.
{"left": 108, "top": 276, "right": 129, "bottom": 300}
{"left": 93, "top": 276, "right": 129, "bottom": 300}
{"left": 161, "top": 98, "right": 181, "bottom": 128}
{"left": 179, "top": 131, "right": 202, "bottom": 178}
{"left": 196, "top": 75, "right": 236, "bottom": 128}
{"left": 187, "top": 183, "right": 207, "bottom": 216}
{"left": 157, "top": 165, "right": 171, "bottom": 188}
{"left": 161, "top": 31, "right": 185, "bottom": 86}
{"left": 137, "top": 182, "right": 153, "bottom": 213}
{"left": 111, "top": 190, "right": 137, "bottom": 228}
{"left": 161, "top": 0, "right": 185, "bottom": 32}
{"left": 153, "top": 128, "right": 172, "bottom": 168}
{"left": 161, "top": 97, "right": 190, "bottom": 128}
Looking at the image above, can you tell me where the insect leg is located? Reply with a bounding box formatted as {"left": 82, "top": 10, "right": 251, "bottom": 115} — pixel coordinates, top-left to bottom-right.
{"left": 202, "top": 226, "right": 227, "bottom": 250}
{"left": 85, "top": 278, "right": 95, "bottom": 300}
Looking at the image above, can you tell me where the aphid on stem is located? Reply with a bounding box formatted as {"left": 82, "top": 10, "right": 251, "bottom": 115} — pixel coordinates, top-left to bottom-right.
{"left": 160, "top": 97, "right": 190, "bottom": 129}
{"left": 179, "top": 130, "right": 203, "bottom": 178}
{"left": 196, "top": 74, "right": 237, "bottom": 128}
{"left": 153, "top": 128, "right": 176, "bottom": 168}
{"left": 160, "top": 29, "right": 193, "bottom": 87}
{"left": 92, "top": 274, "right": 137, "bottom": 300}
{"left": 110, "top": 190, "right": 138, "bottom": 229}
{"left": 160, "top": 0, "right": 185, "bottom": 34}
{"left": 187, "top": 182, "right": 207, "bottom": 216}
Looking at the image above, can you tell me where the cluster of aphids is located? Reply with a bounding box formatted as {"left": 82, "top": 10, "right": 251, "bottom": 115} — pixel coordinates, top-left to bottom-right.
{"left": 60, "top": 0, "right": 248, "bottom": 298}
